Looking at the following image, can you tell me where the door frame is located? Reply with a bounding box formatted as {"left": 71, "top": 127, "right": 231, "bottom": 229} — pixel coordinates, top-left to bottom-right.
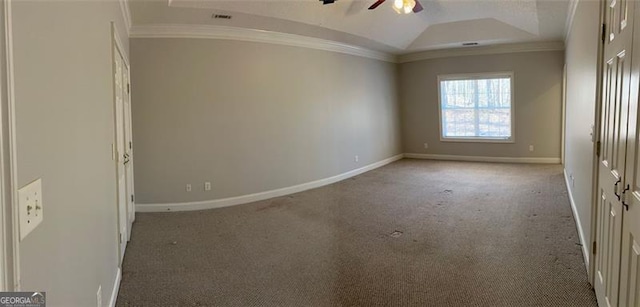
{"left": 0, "top": 0, "right": 6, "bottom": 291}
{"left": 589, "top": 0, "right": 614, "bottom": 286}
{"left": 562, "top": 64, "right": 567, "bottom": 165}
{"left": 1, "top": 0, "right": 19, "bottom": 291}
{"left": 111, "top": 22, "right": 131, "bottom": 264}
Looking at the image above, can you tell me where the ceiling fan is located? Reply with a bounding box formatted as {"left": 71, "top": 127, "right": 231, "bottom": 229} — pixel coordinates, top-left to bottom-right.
{"left": 369, "top": 0, "right": 423, "bottom": 13}
{"left": 319, "top": 0, "right": 423, "bottom": 14}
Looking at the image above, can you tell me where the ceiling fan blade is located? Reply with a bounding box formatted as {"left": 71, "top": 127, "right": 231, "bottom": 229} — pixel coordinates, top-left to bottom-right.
{"left": 368, "top": 0, "right": 386, "bottom": 10}
{"left": 413, "top": 0, "right": 423, "bottom": 13}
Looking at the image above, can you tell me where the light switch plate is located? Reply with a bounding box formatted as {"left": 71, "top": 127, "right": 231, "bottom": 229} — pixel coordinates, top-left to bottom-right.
{"left": 18, "top": 178, "right": 43, "bottom": 240}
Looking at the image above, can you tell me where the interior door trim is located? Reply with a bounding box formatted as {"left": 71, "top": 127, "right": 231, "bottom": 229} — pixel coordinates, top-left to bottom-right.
{"left": 589, "top": 0, "right": 609, "bottom": 287}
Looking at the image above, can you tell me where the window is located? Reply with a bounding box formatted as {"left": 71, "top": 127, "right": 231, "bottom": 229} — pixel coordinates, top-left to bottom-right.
{"left": 438, "top": 72, "right": 514, "bottom": 142}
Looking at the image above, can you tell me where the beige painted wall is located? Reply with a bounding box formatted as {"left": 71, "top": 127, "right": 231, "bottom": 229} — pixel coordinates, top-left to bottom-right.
{"left": 12, "top": 1, "right": 128, "bottom": 306}
{"left": 564, "top": 0, "right": 602, "bottom": 264}
{"left": 130, "top": 38, "right": 402, "bottom": 204}
{"left": 399, "top": 51, "right": 564, "bottom": 158}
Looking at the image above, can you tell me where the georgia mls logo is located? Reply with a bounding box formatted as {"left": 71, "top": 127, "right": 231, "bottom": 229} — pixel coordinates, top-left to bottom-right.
{"left": 0, "top": 292, "right": 46, "bottom": 307}
{"left": 29, "top": 293, "right": 45, "bottom": 304}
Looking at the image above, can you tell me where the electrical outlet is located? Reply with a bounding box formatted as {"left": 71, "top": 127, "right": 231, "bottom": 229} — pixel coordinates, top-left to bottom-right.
{"left": 186, "top": 184, "right": 192, "bottom": 192}
{"left": 204, "top": 182, "right": 211, "bottom": 191}
{"left": 97, "top": 285, "right": 102, "bottom": 307}
{"left": 529, "top": 145, "right": 534, "bottom": 152}
{"left": 18, "top": 178, "right": 43, "bottom": 240}
{"left": 354, "top": 155, "right": 359, "bottom": 162}
{"left": 424, "top": 143, "right": 429, "bottom": 149}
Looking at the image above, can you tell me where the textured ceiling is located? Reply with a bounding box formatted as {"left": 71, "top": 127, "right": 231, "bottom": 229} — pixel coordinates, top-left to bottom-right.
{"left": 129, "top": 0, "right": 570, "bottom": 54}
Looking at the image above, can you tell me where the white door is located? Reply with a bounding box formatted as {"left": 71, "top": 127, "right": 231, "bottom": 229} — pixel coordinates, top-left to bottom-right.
{"left": 113, "top": 44, "right": 128, "bottom": 264}
{"left": 594, "top": 0, "right": 634, "bottom": 305}
{"left": 619, "top": 0, "right": 640, "bottom": 305}
{"left": 123, "top": 64, "right": 135, "bottom": 240}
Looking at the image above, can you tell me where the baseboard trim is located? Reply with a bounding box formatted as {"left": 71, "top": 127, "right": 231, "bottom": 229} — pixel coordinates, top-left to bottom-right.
{"left": 136, "top": 154, "right": 404, "bottom": 212}
{"left": 404, "top": 153, "right": 561, "bottom": 164}
{"left": 563, "top": 169, "right": 590, "bottom": 272}
{"left": 108, "top": 268, "right": 121, "bottom": 307}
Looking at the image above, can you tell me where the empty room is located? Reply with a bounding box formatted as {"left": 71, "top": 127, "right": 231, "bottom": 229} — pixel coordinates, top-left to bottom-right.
{"left": 0, "top": 0, "right": 638, "bottom": 306}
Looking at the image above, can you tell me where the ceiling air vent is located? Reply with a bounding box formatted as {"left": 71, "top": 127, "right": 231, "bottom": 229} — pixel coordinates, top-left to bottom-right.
{"left": 462, "top": 42, "right": 479, "bottom": 46}
{"left": 213, "top": 14, "right": 232, "bottom": 20}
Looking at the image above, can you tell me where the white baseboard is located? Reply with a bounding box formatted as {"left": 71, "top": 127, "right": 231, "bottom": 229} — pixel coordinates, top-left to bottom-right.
{"left": 136, "top": 154, "right": 404, "bottom": 212}
{"left": 404, "top": 153, "right": 561, "bottom": 164}
{"left": 109, "top": 268, "right": 122, "bottom": 307}
{"left": 563, "top": 168, "right": 590, "bottom": 272}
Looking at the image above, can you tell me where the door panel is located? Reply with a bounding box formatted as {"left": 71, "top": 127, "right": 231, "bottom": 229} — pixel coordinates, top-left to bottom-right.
{"left": 595, "top": 0, "right": 634, "bottom": 305}
{"left": 114, "top": 45, "right": 128, "bottom": 264}
{"left": 619, "top": 0, "right": 640, "bottom": 305}
{"left": 621, "top": 237, "right": 640, "bottom": 306}
{"left": 604, "top": 60, "right": 613, "bottom": 166}
{"left": 123, "top": 64, "right": 135, "bottom": 240}
{"left": 596, "top": 187, "right": 623, "bottom": 307}
{"left": 620, "top": 0, "right": 629, "bottom": 31}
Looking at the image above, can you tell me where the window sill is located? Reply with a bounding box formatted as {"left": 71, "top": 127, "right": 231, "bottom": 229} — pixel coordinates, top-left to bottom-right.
{"left": 440, "top": 137, "right": 515, "bottom": 144}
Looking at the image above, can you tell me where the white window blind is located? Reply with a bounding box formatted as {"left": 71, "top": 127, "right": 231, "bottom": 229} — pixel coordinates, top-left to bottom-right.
{"left": 439, "top": 73, "right": 513, "bottom": 141}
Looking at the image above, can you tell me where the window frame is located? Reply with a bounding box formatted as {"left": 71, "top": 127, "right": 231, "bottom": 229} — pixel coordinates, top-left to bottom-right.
{"left": 437, "top": 71, "right": 516, "bottom": 143}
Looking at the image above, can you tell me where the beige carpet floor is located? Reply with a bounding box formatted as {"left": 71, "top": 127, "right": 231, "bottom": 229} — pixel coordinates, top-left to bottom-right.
{"left": 116, "top": 159, "right": 597, "bottom": 306}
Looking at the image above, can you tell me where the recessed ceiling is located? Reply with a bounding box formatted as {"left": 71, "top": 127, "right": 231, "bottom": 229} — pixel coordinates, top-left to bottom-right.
{"left": 129, "top": 0, "right": 570, "bottom": 54}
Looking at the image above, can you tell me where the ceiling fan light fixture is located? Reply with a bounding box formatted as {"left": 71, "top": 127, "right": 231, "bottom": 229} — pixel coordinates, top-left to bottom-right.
{"left": 392, "top": 0, "right": 416, "bottom": 14}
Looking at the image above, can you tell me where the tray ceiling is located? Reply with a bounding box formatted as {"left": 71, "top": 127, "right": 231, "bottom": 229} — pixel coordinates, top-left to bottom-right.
{"left": 129, "top": 0, "right": 570, "bottom": 54}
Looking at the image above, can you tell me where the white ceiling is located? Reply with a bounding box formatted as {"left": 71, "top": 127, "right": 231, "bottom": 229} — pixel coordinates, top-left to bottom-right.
{"left": 129, "top": 0, "right": 570, "bottom": 54}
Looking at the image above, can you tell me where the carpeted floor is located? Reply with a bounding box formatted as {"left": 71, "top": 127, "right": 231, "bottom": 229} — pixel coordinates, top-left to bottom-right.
{"left": 116, "top": 159, "right": 597, "bottom": 307}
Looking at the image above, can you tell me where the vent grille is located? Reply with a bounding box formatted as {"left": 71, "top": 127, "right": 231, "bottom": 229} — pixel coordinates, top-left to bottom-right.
{"left": 213, "top": 14, "right": 232, "bottom": 19}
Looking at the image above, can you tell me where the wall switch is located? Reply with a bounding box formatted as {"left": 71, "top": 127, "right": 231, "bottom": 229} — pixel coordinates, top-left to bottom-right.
{"left": 424, "top": 143, "right": 429, "bottom": 149}
{"left": 529, "top": 145, "right": 534, "bottom": 152}
{"left": 354, "top": 155, "right": 359, "bottom": 162}
{"left": 204, "top": 182, "right": 211, "bottom": 191}
{"left": 18, "top": 178, "right": 43, "bottom": 240}
{"left": 186, "top": 184, "right": 192, "bottom": 192}
{"left": 97, "top": 285, "right": 102, "bottom": 307}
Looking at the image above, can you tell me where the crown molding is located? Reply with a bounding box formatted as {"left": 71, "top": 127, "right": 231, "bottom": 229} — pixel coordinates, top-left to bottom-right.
{"left": 118, "top": 0, "right": 132, "bottom": 36}
{"left": 130, "top": 24, "right": 398, "bottom": 63}
{"left": 565, "top": 0, "right": 579, "bottom": 40}
{"left": 397, "top": 41, "right": 565, "bottom": 63}
{"left": 129, "top": 25, "right": 565, "bottom": 64}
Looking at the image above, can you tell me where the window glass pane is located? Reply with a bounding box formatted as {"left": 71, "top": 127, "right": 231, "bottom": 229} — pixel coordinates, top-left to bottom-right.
{"left": 444, "top": 109, "right": 475, "bottom": 137}
{"left": 439, "top": 75, "right": 512, "bottom": 140}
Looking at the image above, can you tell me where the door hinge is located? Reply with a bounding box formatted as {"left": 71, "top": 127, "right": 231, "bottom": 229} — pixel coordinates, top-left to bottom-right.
{"left": 596, "top": 140, "right": 601, "bottom": 157}
{"left": 127, "top": 83, "right": 130, "bottom": 94}
{"left": 602, "top": 23, "right": 606, "bottom": 43}
{"left": 592, "top": 241, "right": 597, "bottom": 255}
{"left": 119, "top": 233, "right": 123, "bottom": 244}
{"left": 131, "top": 194, "right": 134, "bottom": 202}
{"left": 129, "top": 141, "right": 132, "bottom": 149}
